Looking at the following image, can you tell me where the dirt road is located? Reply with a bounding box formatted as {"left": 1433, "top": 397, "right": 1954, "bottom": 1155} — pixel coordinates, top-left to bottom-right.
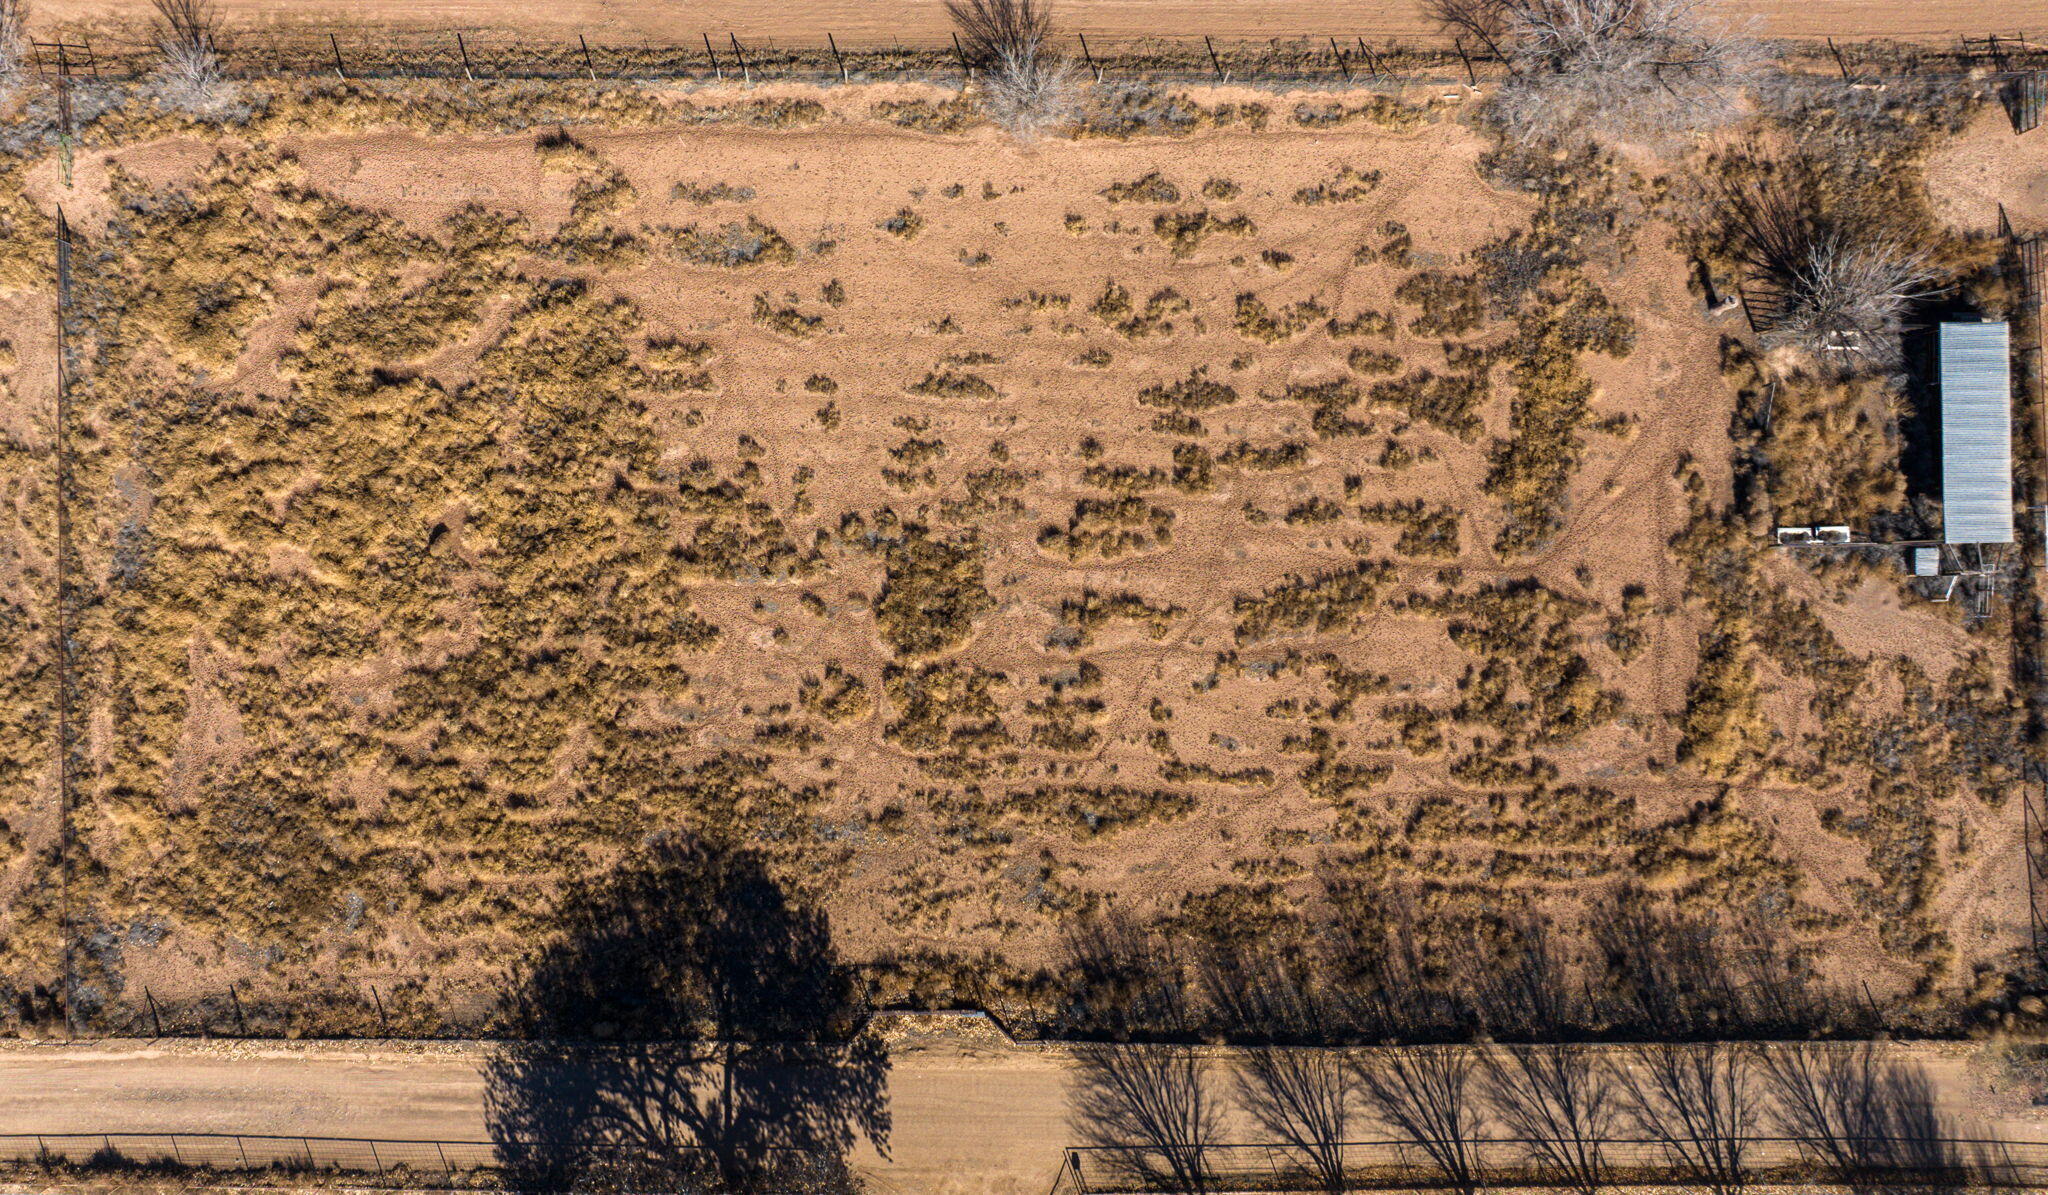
{"left": 32, "top": 0, "right": 2048, "bottom": 45}
{"left": 0, "top": 1025, "right": 2038, "bottom": 1195}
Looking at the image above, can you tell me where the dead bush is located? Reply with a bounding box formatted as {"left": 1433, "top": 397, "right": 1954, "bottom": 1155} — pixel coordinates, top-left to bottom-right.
{"left": 947, "top": 0, "right": 1081, "bottom": 137}
{"left": 1432, "top": 0, "right": 1760, "bottom": 145}
{"left": 0, "top": 0, "right": 25, "bottom": 96}
{"left": 149, "top": 0, "right": 235, "bottom": 115}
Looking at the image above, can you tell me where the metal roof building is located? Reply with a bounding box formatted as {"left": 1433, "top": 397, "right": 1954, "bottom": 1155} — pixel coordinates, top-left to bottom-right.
{"left": 1939, "top": 321, "right": 2013, "bottom": 545}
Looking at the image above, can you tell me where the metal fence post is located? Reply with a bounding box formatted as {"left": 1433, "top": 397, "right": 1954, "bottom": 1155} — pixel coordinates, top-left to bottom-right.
{"left": 579, "top": 34, "right": 597, "bottom": 81}
{"left": 828, "top": 33, "right": 847, "bottom": 83}
{"left": 329, "top": 33, "right": 346, "bottom": 80}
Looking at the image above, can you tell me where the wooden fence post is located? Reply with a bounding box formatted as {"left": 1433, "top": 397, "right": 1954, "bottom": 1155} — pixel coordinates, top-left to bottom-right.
{"left": 703, "top": 32, "right": 722, "bottom": 81}
{"left": 456, "top": 31, "right": 473, "bottom": 80}
{"left": 1330, "top": 35, "right": 1350, "bottom": 81}
{"left": 329, "top": 33, "right": 346, "bottom": 80}
{"left": 1078, "top": 32, "right": 1099, "bottom": 81}
{"left": 952, "top": 31, "right": 971, "bottom": 82}
{"left": 579, "top": 34, "right": 596, "bottom": 81}
{"left": 729, "top": 33, "right": 750, "bottom": 83}
{"left": 828, "top": 32, "right": 847, "bottom": 82}
{"left": 1204, "top": 35, "right": 1224, "bottom": 81}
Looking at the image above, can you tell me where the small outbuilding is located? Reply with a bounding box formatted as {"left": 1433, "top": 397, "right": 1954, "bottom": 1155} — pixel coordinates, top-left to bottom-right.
{"left": 1938, "top": 320, "right": 2013, "bottom": 545}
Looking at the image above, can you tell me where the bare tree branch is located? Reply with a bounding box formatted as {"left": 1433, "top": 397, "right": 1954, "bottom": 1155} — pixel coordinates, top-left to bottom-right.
{"left": 945, "top": 0, "right": 1079, "bottom": 137}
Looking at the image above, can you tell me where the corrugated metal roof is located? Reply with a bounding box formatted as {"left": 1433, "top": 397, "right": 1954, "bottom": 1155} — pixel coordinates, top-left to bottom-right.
{"left": 1940, "top": 321, "right": 2013, "bottom": 545}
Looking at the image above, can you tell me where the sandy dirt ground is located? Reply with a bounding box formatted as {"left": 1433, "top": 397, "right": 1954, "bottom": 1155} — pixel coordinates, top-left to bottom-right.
{"left": 0, "top": 77, "right": 2028, "bottom": 1039}
{"left": 0, "top": 1029, "right": 2040, "bottom": 1195}
{"left": 31, "top": 0, "right": 2048, "bottom": 45}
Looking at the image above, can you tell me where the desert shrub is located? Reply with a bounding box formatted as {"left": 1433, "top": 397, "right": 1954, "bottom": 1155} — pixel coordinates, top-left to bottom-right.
{"left": 1040, "top": 494, "right": 1175, "bottom": 560}
{"left": 1369, "top": 370, "right": 1489, "bottom": 440}
{"left": 879, "top": 207, "right": 924, "bottom": 238}
{"left": 907, "top": 369, "right": 999, "bottom": 399}
{"left": 1153, "top": 209, "right": 1255, "bottom": 257}
{"left": 1292, "top": 96, "right": 1426, "bottom": 131}
{"left": 1235, "top": 560, "right": 1394, "bottom": 642}
{"left": 0, "top": 0, "right": 24, "bottom": 96}
{"left": 1091, "top": 280, "right": 1191, "bottom": 338}
{"left": 1235, "top": 293, "right": 1329, "bottom": 342}
{"left": 872, "top": 524, "right": 996, "bottom": 657}
{"left": 1292, "top": 165, "right": 1382, "bottom": 205}
{"left": 149, "top": 0, "right": 237, "bottom": 116}
{"left": 1359, "top": 501, "right": 1462, "bottom": 558}
{"left": 1101, "top": 172, "right": 1180, "bottom": 204}
{"left": 799, "top": 664, "right": 872, "bottom": 723}
{"left": 668, "top": 217, "right": 795, "bottom": 267}
{"left": 1059, "top": 590, "right": 1182, "bottom": 646}
{"left": 752, "top": 294, "right": 823, "bottom": 337}
{"left": 1395, "top": 271, "right": 1487, "bottom": 337}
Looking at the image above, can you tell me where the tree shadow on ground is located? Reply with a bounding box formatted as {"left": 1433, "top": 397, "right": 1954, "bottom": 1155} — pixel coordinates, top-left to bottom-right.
{"left": 483, "top": 835, "right": 889, "bottom": 1193}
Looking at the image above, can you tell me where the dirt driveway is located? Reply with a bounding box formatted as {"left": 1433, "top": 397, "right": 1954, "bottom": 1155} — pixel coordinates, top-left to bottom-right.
{"left": 0, "top": 1023, "right": 2039, "bottom": 1195}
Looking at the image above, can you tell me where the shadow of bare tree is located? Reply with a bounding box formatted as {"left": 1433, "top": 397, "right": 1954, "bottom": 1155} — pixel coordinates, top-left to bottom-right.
{"left": 483, "top": 835, "right": 889, "bottom": 1194}
{"left": 1064, "top": 912, "right": 1219, "bottom": 1194}
{"left": 1760, "top": 1041, "right": 1967, "bottom": 1195}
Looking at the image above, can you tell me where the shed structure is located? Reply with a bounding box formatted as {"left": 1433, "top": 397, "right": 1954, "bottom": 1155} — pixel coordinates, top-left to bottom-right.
{"left": 1938, "top": 320, "right": 2013, "bottom": 545}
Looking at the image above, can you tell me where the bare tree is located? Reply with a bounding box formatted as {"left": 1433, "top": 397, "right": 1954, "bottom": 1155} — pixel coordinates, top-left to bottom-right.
{"left": 1352, "top": 1046, "right": 1488, "bottom": 1195}
{"left": 1482, "top": 1044, "right": 1618, "bottom": 1194}
{"left": 1200, "top": 939, "right": 1356, "bottom": 1191}
{"left": 149, "top": 0, "right": 231, "bottom": 113}
{"left": 1429, "top": 0, "right": 1759, "bottom": 145}
{"left": 943, "top": 0, "right": 1080, "bottom": 136}
{"left": 1612, "top": 1042, "right": 1758, "bottom": 1195}
{"left": 1718, "top": 159, "right": 1937, "bottom": 373}
{"left": 0, "top": 0, "right": 26, "bottom": 95}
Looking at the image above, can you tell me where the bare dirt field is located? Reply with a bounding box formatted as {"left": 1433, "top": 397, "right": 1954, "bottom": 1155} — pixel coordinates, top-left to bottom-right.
{"left": 32, "top": 0, "right": 2048, "bottom": 45}
{"left": 0, "top": 63, "right": 2035, "bottom": 1045}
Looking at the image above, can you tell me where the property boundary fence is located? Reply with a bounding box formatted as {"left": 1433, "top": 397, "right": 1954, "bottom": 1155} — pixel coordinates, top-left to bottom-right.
{"left": 1052, "top": 1136, "right": 2048, "bottom": 1194}
{"left": 19, "top": 25, "right": 2048, "bottom": 88}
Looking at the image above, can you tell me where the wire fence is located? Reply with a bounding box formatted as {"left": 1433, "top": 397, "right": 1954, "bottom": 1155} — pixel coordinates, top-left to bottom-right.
{"left": 24, "top": 25, "right": 2048, "bottom": 87}
{"left": 1055, "top": 1136, "right": 2048, "bottom": 1194}
{"left": 0, "top": 1133, "right": 503, "bottom": 1180}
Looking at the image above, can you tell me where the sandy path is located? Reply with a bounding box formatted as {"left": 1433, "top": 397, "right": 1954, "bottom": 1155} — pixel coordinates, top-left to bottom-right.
{"left": 32, "top": 0, "right": 2048, "bottom": 45}
{"left": 0, "top": 1030, "right": 2038, "bottom": 1195}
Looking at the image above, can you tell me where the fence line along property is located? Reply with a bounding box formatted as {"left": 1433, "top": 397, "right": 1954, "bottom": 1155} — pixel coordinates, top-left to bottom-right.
{"left": 25, "top": 24, "right": 2048, "bottom": 87}
{"left": 1053, "top": 1135, "right": 2048, "bottom": 1195}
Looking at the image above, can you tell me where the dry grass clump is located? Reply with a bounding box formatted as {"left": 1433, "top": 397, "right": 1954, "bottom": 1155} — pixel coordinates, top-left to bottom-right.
{"left": 1722, "top": 341, "right": 1901, "bottom": 527}
{"left": 1369, "top": 369, "right": 1489, "bottom": 441}
{"left": 1484, "top": 274, "right": 1636, "bottom": 555}
{"left": 1358, "top": 500, "right": 1462, "bottom": 558}
{"left": 0, "top": 0, "right": 25, "bottom": 97}
{"left": 1234, "top": 293, "right": 1329, "bottom": 343}
{"left": 1101, "top": 172, "right": 1180, "bottom": 204}
{"left": 1292, "top": 165, "right": 1383, "bottom": 206}
{"left": 1234, "top": 559, "right": 1394, "bottom": 642}
{"left": 871, "top": 97, "right": 979, "bottom": 132}
{"left": 667, "top": 216, "right": 796, "bottom": 268}
{"left": 1432, "top": 581, "right": 1621, "bottom": 747}
{"left": 1153, "top": 209, "right": 1256, "bottom": 257}
{"left": 1058, "top": 590, "right": 1182, "bottom": 646}
{"left": 1292, "top": 96, "right": 1427, "bottom": 131}
{"left": 1040, "top": 493, "right": 1176, "bottom": 560}
{"left": 872, "top": 523, "right": 996, "bottom": 657}
{"left": 883, "top": 661, "right": 1016, "bottom": 778}
{"left": 1091, "top": 280, "right": 1191, "bottom": 338}
{"left": 1073, "top": 84, "right": 1269, "bottom": 139}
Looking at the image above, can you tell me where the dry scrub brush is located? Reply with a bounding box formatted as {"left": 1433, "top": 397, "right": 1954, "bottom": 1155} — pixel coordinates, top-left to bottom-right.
{"left": 0, "top": 0, "right": 25, "bottom": 98}
{"left": 149, "top": 0, "right": 232, "bottom": 114}
{"left": 1429, "top": 0, "right": 1759, "bottom": 145}
{"left": 1716, "top": 155, "right": 1938, "bottom": 374}
{"left": 945, "top": 0, "right": 1081, "bottom": 137}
